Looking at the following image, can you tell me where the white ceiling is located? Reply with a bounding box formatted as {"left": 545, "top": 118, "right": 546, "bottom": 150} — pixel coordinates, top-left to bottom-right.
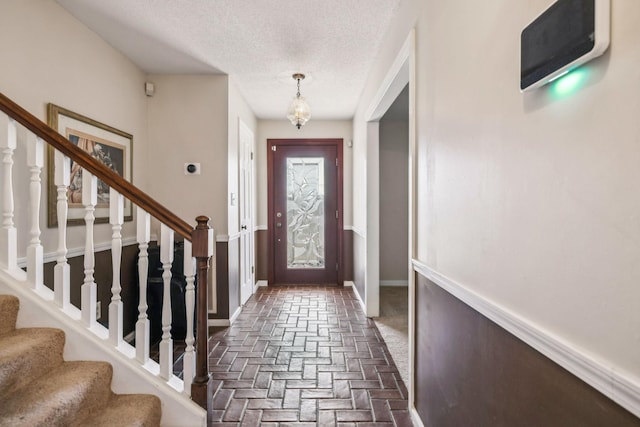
{"left": 56, "top": 0, "right": 402, "bottom": 120}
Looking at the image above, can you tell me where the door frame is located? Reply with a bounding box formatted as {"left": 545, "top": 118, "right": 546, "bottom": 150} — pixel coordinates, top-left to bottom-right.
{"left": 363, "top": 29, "right": 416, "bottom": 411}
{"left": 267, "top": 138, "right": 344, "bottom": 285}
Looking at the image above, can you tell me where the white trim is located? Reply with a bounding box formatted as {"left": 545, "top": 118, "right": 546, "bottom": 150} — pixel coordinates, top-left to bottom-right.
{"left": 350, "top": 226, "right": 366, "bottom": 238}
{"left": 208, "top": 319, "right": 230, "bottom": 327}
{"left": 254, "top": 225, "right": 268, "bottom": 231}
{"left": 380, "top": 280, "right": 408, "bottom": 287}
{"left": 123, "top": 330, "right": 135, "bottom": 344}
{"left": 17, "top": 236, "right": 137, "bottom": 267}
{"left": 411, "top": 406, "right": 426, "bottom": 427}
{"left": 229, "top": 306, "right": 242, "bottom": 325}
{"left": 217, "top": 233, "right": 241, "bottom": 243}
{"left": 207, "top": 306, "right": 243, "bottom": 328}
{"left": 343, "top": 280, "right": 354, "bottom": 287}
{"left": 411, "top": 259, "right": 640, "bottom": 419}
{"left": 350, "top": 281, "right": 366, "bottom": 313}
{"left": 365, "top": 122, "right": 380, "bottom": 318}
{"left": 254, "top": 280, "right": 268, "bottom": 292}
{"left": 406, "top": 28, "right": 418, "bottom": 414}
{"left": 365, "top": 32, "right": 412, "bottom": 122}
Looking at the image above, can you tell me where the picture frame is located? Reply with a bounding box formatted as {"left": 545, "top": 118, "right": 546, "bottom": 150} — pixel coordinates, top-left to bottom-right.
{"left": 47, "top": 104, "right": 133, "bottom": 227}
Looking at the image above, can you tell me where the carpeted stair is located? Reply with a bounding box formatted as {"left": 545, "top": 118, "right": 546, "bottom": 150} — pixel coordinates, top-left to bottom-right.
{"left": 0, "top": 294, "right": 162, "bottom": 427}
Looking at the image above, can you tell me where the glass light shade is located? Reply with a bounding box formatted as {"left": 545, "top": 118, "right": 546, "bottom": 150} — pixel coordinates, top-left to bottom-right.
{"left": 287, "top": 95, "right": 311, "bottom": 129}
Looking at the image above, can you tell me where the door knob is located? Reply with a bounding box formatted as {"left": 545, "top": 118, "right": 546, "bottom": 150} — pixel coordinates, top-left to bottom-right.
{"left": 241, "top": 225, "right": 247, "bottom": 230}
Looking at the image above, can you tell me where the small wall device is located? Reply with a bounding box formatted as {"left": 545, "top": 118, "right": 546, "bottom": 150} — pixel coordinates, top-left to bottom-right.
{"left": 520, "top": 0, "right": 610, "bottom": 91}
{"left": 184, "top": 163, "right": 201, "bottom": 175}
{"left": 144, "top": 81, "right": 155, "bottom": 97}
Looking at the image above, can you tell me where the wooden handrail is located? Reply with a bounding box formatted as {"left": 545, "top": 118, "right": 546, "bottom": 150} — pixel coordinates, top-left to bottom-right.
{"left": 0, "top": 92, "right": 193, "bottom": 240}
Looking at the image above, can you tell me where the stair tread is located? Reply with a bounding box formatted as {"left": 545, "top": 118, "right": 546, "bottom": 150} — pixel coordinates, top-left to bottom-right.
{"left": 0, "top": 295, "right": 19, "bottom": 336}
{"left": 0, "top": 327, "right": 65, "bottom": 397}
{"left": 73, "top": 393, "right": 162, "bottom": 427}
{"left": 0, "top": 360, "right": 113, "bottom": 427}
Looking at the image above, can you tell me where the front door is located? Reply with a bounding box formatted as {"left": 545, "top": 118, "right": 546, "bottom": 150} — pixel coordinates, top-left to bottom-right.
{"left": 268, "top": 139, "right": 343, "bottom": 284}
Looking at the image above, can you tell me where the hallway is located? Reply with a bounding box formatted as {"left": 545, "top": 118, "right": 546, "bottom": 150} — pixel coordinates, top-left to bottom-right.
{"left": 207, "top": 286, "right": 413, "bottom": 426}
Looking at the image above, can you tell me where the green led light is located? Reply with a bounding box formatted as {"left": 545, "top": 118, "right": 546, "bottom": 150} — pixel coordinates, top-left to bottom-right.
{"left": 550, "top": 68, "right": 589, "bottom": 98}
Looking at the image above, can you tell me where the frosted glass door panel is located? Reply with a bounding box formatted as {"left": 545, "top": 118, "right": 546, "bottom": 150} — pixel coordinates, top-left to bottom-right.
{"left": 286, "top": 157, "right": 325, "bottom": 269}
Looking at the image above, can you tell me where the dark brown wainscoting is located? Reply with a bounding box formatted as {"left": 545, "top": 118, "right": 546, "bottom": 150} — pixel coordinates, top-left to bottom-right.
{"left": 210, "top": 241, "right": 230, "bottom": 319}
{"left": 43, "top": 244, "right": 139, "bottom": 335}
{"left": 414, "top": 272, "right": 639, "bottom": 427}
{"left": 255, "top": 229, "right": 269, "bottom": 281}
{"left": 343, "top": 229, "right": 354, "bottom": 282}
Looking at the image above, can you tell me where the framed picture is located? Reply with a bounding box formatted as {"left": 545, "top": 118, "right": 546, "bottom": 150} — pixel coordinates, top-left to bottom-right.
{"left": 47, "top": 104, "right": 133, "bottom": 227}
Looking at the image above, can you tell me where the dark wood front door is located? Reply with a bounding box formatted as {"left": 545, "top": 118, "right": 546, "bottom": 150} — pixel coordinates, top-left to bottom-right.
{"left": 268, "top": 139, "right": 343, "bottom": 285}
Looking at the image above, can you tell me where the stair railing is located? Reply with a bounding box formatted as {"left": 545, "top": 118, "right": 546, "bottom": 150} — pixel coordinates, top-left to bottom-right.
{"left": 0, "top": 92, "right": 212, "bottom": 409}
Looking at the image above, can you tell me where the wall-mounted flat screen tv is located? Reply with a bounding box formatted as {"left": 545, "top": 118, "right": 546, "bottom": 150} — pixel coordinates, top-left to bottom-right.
{"left": 520, "top": 0, "right": 610, "bottom": 91}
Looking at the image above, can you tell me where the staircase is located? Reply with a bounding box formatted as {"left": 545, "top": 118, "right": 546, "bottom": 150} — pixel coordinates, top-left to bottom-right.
{"left": 0, "top": 92, "right": 213, "bottom": 426}
{"left": 0, "top": 294, "right": 161, "bottom": 426}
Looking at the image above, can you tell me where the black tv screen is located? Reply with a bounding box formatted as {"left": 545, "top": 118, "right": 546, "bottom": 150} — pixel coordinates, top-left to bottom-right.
{"left": 521, "top": 0, "right": 600, "bottom": 91}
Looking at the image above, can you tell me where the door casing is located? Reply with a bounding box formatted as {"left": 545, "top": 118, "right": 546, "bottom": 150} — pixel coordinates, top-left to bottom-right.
{"left": 239, "top": 119, "right": 255, "bottom": 305}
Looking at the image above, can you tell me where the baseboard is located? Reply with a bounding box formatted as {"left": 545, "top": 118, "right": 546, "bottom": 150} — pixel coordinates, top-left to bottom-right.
{"left": 411, "top": 258, "right": 640, "bottom": 419}
{"left": 208, "top": 306, "right": 242, "bottom": 328}
{"left": 344, "top": 281, "right": 354, "bottom": 287}
{"left": 229, "top": 306, "right": 242, "bottom": 325}
{"left": 208, "top": 319, "right": 230, "bottom": 327}
{"left": 350, "top": 282, "right": 366, "bottom": 312}
{"left": 254, "top": 280, "right": 268, "bottom": 292}
{"left": 380, "top": 280, "right": 408, "bottom": 287}
{"left": 411, "top": 406, "right": 426, "bottom": 427}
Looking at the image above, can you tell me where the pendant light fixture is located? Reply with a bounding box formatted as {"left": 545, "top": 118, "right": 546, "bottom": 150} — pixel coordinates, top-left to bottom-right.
{"left": 286, "top": 73, "right": 311, "bottom": 129}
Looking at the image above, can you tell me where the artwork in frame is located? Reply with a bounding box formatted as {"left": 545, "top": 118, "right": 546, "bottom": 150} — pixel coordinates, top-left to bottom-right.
{"left": 47, "top": 103, "right": 133, "bottom": 227}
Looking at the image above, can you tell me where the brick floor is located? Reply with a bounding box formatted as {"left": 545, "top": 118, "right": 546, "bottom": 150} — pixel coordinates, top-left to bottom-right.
{"left": 207, "top": 285, "right": 413, "bottom": 427}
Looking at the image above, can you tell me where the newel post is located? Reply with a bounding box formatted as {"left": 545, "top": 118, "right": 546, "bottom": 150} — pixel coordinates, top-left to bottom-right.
{"left": 191, "top": 215, "right": 213, "bottom": 409}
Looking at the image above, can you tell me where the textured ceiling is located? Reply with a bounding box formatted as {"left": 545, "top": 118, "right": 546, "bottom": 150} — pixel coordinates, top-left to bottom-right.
{"left": 55, "top": 0, "right": 402, "bottom": 120}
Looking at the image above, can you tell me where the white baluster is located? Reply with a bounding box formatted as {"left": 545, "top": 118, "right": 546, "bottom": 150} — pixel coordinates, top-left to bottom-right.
{"left": 109, "top": 188, "right": 124, "bottom": 346}
{"left": 27, "top": 134, "right": 44, "bottom": 290}
{"left": 182, "top": 240, "right": 196, "bottom": 396}
{"left": 81, "top": 171, "right": 98, "bottom": 328}
{"left": 54, "top": 151, "right": 71, "bottom": 309}
{"left": 0, "top": 115, "right": 17, "bottom": 271}
{"left": 135, "top": 207, "right": 151, "bottom": 364}
{"left": 159, "top": 224, "right": 174, "bottom": 380}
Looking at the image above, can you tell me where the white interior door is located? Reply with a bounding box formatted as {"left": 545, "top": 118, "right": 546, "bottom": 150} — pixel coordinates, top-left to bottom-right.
{"left": 239, "top": 120, "right": 255, "bottom": 305}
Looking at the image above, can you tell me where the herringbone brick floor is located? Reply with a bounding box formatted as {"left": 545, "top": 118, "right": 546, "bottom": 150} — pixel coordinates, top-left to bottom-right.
{"left": 207, "top": 285, "right": 413, "bottom": 427}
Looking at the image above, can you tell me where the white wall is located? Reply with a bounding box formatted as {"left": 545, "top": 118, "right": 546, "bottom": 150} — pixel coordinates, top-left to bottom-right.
{"left": 146, "top": 75, "right": 229, "bottom": 234}
{"left": 379, "top": 118, "right": 409, "bottom": 282}
{"left": 255, "top": 120, "right": 353, "bottom": 228}
{"left": 353, "top": 0, "right": 640, "bottom": 382}
{"left": 0, "top": 0, "right": 148, "bottom": 255}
